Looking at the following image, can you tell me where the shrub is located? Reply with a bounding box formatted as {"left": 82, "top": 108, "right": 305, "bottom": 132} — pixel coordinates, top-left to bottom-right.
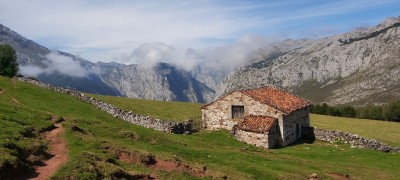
{"left": 0, "top": 44, "right": 18, "bottom": 77}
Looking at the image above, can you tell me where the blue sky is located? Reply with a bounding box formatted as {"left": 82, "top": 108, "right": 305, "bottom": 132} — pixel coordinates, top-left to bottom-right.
{"left": 0, "top": 0, "right": 399, "bottom": 64}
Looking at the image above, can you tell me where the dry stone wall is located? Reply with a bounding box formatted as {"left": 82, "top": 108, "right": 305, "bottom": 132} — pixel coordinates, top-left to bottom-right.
{"left": 314, "top": 128, "right": 400, "bottom": 153}
{"left": 16, "top": 77, "right": 193, "bottom": 134}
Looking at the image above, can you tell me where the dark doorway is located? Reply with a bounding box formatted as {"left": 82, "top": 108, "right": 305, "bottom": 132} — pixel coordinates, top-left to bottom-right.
{"left": 296, "top": 123, "right": 300, "bottom": 138}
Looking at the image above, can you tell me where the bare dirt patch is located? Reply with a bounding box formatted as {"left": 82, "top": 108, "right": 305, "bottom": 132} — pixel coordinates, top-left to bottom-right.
{"left": 111, "top": 147, "right": 207, "bottom": 178}
{"left": 27, "top": 121, "right": 69, "bottom": 180}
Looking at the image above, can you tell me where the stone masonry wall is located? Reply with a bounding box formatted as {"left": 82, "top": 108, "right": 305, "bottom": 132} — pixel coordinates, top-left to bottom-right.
{"left": 235, "top": 130, "right": 270, "bottom": 148}
{"left": 16, "top": 77, "right": 193, "bottom": 134}
{"left": 202, "top": 91, "right": 283, "bottom": 130}
{"left": 281, "top": 108, "right": 310, "bottom": 146}
{"left": 314, "top": 128, "right": 400, "bottom": 153}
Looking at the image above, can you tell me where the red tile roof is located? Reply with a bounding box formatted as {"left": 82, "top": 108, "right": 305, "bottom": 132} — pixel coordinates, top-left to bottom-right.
{"left": 202, "top": 86, "right": 312, "bottom": 114}
{"left": 240, "top": 86, "right": 312, "bottom": 114}
{"left": 237, "top": 115, "right": 277, "bottom": 133}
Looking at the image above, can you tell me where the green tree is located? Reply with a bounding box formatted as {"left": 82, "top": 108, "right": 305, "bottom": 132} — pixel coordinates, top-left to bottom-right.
{"left": 0, "top": 44, "right": 18, "bottom": 77}
{"left": 383, "top": 101, "right": 400, "bottom": 122}
{"left": 337, "top": 105, "right": 356, "bottom": 118}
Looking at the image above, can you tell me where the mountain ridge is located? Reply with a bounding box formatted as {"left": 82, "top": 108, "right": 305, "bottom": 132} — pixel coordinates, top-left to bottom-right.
{"left": 220, "top": 17, "right": 400, "bottom": 105}
{"left": 2, "top": 16, "right": 400, "bottom": 105}
{"left": 0, "top": 23, "right": 214, "bottom": 103}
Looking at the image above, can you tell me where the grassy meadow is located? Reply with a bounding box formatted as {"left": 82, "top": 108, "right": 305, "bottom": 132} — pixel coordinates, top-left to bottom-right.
{"left": 1, "top": 76, "right": 400, "bottom": 179}
{"left": 311, "top": 114, "right": 400, "bottom": 147}
{"left": 90, "top": 94, "right": 203, "bottom": 122}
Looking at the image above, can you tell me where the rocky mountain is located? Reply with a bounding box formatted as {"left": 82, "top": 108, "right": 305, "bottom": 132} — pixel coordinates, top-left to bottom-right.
{"left": 99, "top": 62, "right": 215, "bottom": 102}
{"left": 4, "top": 16, "right": 400, "bottom": 105}
{"left": 222, "top": 17, "right": 400, "bottom": 105}
{"left": 0, "top": 23, "right": 214, "bottom": 103}
{"left": 0, "top": 24, "right": 122, "bottom": 96}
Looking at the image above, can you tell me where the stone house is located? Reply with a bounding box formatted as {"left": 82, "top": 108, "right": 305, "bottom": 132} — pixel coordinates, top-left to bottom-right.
{"left": 201, "top": 86, "right": 312, "bottom": 148}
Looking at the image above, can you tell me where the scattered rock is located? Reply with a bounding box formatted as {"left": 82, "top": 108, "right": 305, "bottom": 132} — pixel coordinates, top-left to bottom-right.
{"left": 309, "top": 173, "right": 318, "bottom": 179}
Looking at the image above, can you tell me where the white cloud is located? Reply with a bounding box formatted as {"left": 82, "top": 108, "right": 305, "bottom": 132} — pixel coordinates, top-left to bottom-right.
{"left": 129, "top": 42, "right": 175, "bottom": 69}
{"left": 19, "top": 51, "right": 99, "bottom": 78}
{"left": 19, "top": 65, "right": 42, "bottom": 77}
{"left": 1, "top": 0, "right": 399, "bottom": 64}
{"left": 124, "top": 35, "right": 274, "bottom": 71}
{"left": 44, "top": 51, "right": 88, "bottom": 77}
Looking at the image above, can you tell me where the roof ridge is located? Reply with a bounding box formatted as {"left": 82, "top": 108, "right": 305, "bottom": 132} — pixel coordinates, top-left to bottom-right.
{"left": 246, "top": 114, "right": 277, "bottom": 118}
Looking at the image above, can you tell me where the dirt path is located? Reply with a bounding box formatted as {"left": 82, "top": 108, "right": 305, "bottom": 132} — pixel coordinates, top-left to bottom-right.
{"left": 28, "top": 122, "right": 68, "bottom": 180}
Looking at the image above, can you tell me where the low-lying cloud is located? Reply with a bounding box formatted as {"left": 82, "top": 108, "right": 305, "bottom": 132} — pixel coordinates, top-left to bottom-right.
{"left": 130, "top": 42, "right": 175, "bottom": 69}
{"left": 125, "top": 35, "right": 273, "bottom": 72}
{"left": 20, "top": 51, "right": 99, "bottom": 78}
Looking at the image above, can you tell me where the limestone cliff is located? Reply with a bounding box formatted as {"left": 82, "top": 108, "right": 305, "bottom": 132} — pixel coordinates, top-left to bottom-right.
{"left": 222, "top": 17, "right": 400, "bottom": 105}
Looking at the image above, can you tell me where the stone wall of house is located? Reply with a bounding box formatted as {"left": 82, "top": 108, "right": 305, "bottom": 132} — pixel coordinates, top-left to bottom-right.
{"left": 267, "top": 122, "right": 281, "bottom": 148}
{"left": 16, "top": 77, "right": 193, "bottom": 134}
{"left": 280, "top": 108, "right": 310, "bottom": 146}
{"left": 202, "top": 92, "right": 284, "bottom": 130}
{"left": 314, "top": 128, "right": 400, "bottom": 153}
{"left": 235, "top": 129, "right": 270, "bottom": 148}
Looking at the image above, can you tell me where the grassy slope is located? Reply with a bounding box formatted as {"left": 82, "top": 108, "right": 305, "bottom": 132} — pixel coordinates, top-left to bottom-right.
{"left": 90, "top": 94, "right": 202, "bottom": 122}
{"left": 0, "top": 76, "right": 399, "bottom": 179}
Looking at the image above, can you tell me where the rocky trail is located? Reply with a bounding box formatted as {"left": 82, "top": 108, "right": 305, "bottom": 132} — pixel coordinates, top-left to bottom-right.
{"left": 28, "top": 120, "right": 68, "bottom": 180}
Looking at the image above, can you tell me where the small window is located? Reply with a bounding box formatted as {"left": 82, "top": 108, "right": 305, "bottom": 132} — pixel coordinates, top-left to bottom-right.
{"left": 232, "top": 105, "right": 244, "bottom": 119}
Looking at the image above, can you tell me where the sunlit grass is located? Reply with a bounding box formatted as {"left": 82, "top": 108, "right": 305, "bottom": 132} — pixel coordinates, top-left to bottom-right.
{"left": 90, "top": 94, "right": 203, "bottom": 122}
{"left": 311, "top": 114, "right": 400, "bottom": 146}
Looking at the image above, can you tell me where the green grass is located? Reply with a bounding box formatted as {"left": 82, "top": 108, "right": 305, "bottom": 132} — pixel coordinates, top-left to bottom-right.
{"left": 311, "top": 114, "right": 400, "bottom": 147}
{"left": 90, "top": 94, "right": 202, "bottom": 122}
{"left": 1, "top": 76, "right": 400, "bottom": 179}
